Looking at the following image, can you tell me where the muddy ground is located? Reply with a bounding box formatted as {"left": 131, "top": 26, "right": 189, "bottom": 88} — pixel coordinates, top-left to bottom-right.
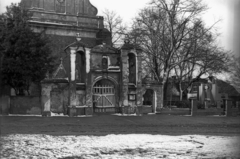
{"left": 1, "top": 114, "right": 240, "bottom": 158}
{"left": 1, "top": 114, "right": 240, "bottom": 136}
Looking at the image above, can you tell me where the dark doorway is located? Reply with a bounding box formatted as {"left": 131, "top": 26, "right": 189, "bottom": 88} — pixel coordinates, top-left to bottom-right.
{"left": 143, "top": 89, "right": 154, "bottom": 113}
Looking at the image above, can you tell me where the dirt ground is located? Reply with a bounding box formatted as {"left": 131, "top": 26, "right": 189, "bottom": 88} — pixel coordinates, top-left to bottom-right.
{"left": 1, "top": 114, "right": 240, "bottom": 136}
{"left": 1, "top": 114, "right": 240, "bottom": 158}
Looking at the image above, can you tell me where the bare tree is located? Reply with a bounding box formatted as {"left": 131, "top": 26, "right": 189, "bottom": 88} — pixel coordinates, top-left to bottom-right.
{"left": 173, "top": 20, "right": 230, "bottom": 101}
{"left": 102, "top": 9, "right": 127, "bottom": 47}
{"left": 128, "top": 0, "right": 208, "bottom": 101}
{"left": 128, "top": 0, "right": 231, "bottom": 104}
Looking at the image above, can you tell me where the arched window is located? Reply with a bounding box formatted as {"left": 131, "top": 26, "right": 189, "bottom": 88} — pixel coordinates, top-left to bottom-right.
{"left": 128, "top": 53, "right": 136, "bottom": 84}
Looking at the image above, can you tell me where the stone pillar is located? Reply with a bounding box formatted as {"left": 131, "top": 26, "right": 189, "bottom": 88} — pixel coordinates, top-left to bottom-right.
{"left": 156, "top": 86, "right": 163, "bottom": 112}
{"left": 85, "top": 48, "right": 93, "bottom": 115}
{"left": 69, "top": 49, "right": 77, "bottom": 117}
{"left": 190, "top": 98, "right": 198, "bottom": 116}
{"left": 153, "top": 91, "right": 157, "bottom": 113}
{"left": 237, "top": 101, "right": 240, "bottom": 115}
{"left": 225, "top": 99, "right": 232, "bottom": 117}
{"left": 136, "top": 54, "right": 143, "bottom": 114}
{"left": 136, "top": 86, "right": 142, "bottom": 115}
{"left": 121, "top": 52, "right": 129, "bottom": 108}
{"left": 204, "top": 100, "right": 208, "bottom": 109}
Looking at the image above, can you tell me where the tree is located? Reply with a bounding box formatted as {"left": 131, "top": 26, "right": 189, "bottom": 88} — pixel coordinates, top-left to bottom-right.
{"left": 102, "top": 9, "right": 127, "bottom": 47}
{"left": 128, "top": 0, "right": 230, "bottom": 102}
{"left": 128, "top": 0, "right": 208, "bottom": 100}
{"left": 0, "top": 3, "right": 54, "bottom": 95}
{"left": 172, "top": 20, "right": 230, "bottom": 100}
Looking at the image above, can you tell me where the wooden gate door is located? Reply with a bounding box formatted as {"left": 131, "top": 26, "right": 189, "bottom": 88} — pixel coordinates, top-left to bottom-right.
{"left": 93, "top": 80, "right": 116, "bottom": 113}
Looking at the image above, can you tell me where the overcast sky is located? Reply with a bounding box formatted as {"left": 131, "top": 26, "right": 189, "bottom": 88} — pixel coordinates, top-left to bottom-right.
{"left": 0, "top": 0, "right": 239, "bottom": 56}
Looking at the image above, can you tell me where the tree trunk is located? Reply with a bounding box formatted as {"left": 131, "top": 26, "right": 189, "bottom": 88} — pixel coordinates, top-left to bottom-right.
{"left": 162, "top": 67, "right": 170, "bottom": 107}
{"left": 18, "top": 88, "right": 25, "bottom": 96}
{"left": 179, "top": 82, "right": 183, "bottom": 101}
{"left": 162, "top": 72, "right": 169, "bottom": 101}
{"left": 27, "top": 90, "right": 30, "bottom": 96}
{"left": 179, "top": 90, "right": 183, "bottom": 101}
{"left": 163, "top": 79, "right": 169, "bottom": 101}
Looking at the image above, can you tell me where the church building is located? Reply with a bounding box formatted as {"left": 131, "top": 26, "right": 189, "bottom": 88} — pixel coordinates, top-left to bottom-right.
{"left": 21, "top": 0, "right": 163, "bottom": 116}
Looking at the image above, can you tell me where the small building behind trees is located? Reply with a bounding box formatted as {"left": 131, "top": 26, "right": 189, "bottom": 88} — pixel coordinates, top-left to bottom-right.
{"left": 165, "top": 76, "right": 240, "bottom": 109}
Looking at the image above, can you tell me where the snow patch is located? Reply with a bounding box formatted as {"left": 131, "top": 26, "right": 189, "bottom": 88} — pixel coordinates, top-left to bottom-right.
{"left": 1, "top": 134, "right": 239, "bottom": 159}
{"left": 50, "top": 112, "right": 67, "bottom": 117}
{"left": 8, "top": 114, "right": 42, "bottom": 117}
{"left": 76, "top": 115, "right": 92, "bottom": 117}
{"left": 112, "top": 113, "right": 140, "bottom": 116}
{"left": 147, "top": 113, "right": 156, "bottom": 115}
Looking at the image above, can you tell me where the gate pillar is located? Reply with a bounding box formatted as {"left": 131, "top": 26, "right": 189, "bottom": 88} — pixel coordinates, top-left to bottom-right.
{"left": 85, "top": 48, "right": 92, "bottom": 109}
{"left": 121, "top": 52, "right": 129, "bottom": 108}
{"left": 64, "top": 36, "right": 87, "bottom": 117}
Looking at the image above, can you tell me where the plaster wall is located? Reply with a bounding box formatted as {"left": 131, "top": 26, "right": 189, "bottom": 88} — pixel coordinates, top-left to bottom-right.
{"left": 41, "top": 82, "right": 68, "bottom": 114}
{"left": 76, "top": 90, "right": 86, "bottom": 106}
{"left": 0, "top": 96, "right": 10, "bottom": 115}
{"left": 10, "top": 96, "right": 41, "bottom": 115}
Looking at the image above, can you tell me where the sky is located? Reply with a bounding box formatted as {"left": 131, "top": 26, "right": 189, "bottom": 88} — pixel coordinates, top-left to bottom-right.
{"left": 0, "top": 0, "right": 239, "bottom": 57}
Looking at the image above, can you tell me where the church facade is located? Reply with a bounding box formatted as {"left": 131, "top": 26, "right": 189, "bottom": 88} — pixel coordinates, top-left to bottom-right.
{"left": 21, "top": 0, "right": 163, "bottom": 116}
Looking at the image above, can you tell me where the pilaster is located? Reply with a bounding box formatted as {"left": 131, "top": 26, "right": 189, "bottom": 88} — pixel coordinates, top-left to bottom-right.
{"left": 85, "top": 48, "right": 93, "bottom": 110}
{"left": 121, "top": 51, "right": 129, "bottom": 107}
{"left": 69, "top": 49, "right": 77, "bottom": 107}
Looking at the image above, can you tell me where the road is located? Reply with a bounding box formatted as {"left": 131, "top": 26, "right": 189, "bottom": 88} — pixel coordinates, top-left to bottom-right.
{"left": 1, "top": 114, "right": 240, "bottom": 136}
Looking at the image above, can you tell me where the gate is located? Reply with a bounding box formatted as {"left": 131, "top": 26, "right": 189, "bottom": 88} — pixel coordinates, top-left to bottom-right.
{"left": 93, "top": 79, "right": 116, "bottom": 113}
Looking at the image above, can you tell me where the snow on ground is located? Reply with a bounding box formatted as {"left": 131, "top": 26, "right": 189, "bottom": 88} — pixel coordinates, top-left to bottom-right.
{"left": 5, "top": 114, "right": 93, "bottom": 117}
{"left": 1, "top": 134, "right": 239, "bottom": 159}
